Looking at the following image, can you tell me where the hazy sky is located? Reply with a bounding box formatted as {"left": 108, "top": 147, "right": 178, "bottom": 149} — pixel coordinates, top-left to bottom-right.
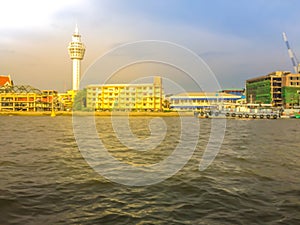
{"left": 1, "top": 0, "right": 300, "bottom": 92}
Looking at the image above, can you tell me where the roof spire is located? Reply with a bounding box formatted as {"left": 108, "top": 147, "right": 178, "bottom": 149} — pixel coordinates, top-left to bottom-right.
{"left": 75, "top": 23, "right": 79, "bottom": 34}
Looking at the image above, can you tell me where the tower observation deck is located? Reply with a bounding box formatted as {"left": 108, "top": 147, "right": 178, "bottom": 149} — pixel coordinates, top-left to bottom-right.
{"left": 68, "top": 25, "right": 85, "bottom": 91}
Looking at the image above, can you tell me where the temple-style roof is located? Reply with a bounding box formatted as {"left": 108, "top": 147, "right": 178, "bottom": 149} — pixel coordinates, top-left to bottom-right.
{"left": 0, "top": 75, "right": 12, "bottom": 87}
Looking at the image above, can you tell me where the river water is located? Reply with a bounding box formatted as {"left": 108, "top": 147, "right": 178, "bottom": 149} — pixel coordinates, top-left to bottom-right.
{"left": 0, "top": 116, "right": 300, "bottom": 224}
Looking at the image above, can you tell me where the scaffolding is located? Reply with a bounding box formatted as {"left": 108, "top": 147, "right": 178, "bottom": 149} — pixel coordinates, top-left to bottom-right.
{"left": 246, "top": 80, "right": 272, "bottom": 104}
{"left": 282, "top": 86, "right": 300, "bottom": 108}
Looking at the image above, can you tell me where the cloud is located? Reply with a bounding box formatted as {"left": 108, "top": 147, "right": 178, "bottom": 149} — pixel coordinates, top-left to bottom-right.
{"left": 0, "top": 49, "right": 15, "bottom": 54}
{"left": 1, "top": 0, "right": 300, "bottom": 92}
{"left": 0, "top": 0, "right": 84, "bottom": 30}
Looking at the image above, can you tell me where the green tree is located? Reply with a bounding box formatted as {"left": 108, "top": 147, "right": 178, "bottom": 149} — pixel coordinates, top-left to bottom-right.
{"left": 73, "top": 89, "right": 87, "bottom": 111}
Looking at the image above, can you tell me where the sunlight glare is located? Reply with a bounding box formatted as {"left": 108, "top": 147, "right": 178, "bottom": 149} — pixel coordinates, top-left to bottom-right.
{"left": 0, "top": 0, "right": 83, "bottom": 29}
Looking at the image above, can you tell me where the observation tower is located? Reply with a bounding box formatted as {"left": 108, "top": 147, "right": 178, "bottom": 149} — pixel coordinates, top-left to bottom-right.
{"left": 68, "top": 25, "right": 85, "bottom": 91}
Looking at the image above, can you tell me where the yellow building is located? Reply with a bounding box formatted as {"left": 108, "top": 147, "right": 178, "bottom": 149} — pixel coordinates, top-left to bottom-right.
{"left": 0, "top": 85, "right": 57, "bottom": 112}
{"left": 58, "top": 90, "right": 77, "bottom": 111}
{"left": 86, "top": 77, "right": 164, "bottom": 111}
{"left": 86, "top": 85, "right": 101, "bottom": 109}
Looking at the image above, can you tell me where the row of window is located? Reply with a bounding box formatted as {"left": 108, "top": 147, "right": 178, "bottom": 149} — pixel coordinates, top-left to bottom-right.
{"left": 89, "top": 86, "right": 161, "bottom": 92}
{"left": 89, "top": 93, "right": 159, "bottom": 98}
{"left": 290, "top": 82, "right": 300, "bottom": 86}
{"left": 88, "top": 91, "right": 162, "bottom": 95}
{"left": 289, "top": 77, "right": 300, "bottom": 80}
{"left": 99, "top": 103, "right": 155, "bottom": 107}
{"left": 171, "top": 100, "right": 237, "bottom": 104}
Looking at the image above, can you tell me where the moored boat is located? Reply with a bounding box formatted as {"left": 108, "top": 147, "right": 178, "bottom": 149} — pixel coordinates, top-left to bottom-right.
{"left": 294, "top": 112, "right": 300, "bottom": 119}
{"left": 194, "top": 103, "right": 281, "bottom": 119}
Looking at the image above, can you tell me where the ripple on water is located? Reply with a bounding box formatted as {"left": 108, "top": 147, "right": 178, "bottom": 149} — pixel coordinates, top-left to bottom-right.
{"left": 1, "top": 117, "right": 300, "bottom": 224}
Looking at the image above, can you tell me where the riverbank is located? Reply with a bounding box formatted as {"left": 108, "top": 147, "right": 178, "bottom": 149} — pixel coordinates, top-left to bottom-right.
{"left": 0, "top": 111, "right": 193, "bottom": 117}
{"left": 1, "top": 111, "right": 298, "bottom": 119}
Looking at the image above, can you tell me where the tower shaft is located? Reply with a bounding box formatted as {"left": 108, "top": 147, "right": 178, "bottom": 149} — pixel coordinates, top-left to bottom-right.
{"left": 72, "top": 59, "right": 81, "bottom": 91}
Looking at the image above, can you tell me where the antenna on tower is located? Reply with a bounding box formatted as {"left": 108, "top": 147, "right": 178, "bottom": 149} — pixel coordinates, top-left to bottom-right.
{"left": 75, "top": 23, "right": 79, "bottom": 34}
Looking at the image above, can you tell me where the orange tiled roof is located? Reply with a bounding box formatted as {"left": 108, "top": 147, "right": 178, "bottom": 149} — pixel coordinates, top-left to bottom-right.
{"left": 0, "top": 75, "right": 12, "bottom": 86}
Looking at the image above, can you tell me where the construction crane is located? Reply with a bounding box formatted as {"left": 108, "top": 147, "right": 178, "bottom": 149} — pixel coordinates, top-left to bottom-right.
{"left": 282, "top": 32, "right": 300, "bottom": 73}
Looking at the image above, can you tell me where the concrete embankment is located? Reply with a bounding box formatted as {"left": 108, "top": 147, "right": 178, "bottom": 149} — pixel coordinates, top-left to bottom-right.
{"left": 0, "top": 111, "right": 194, "bottom": 117}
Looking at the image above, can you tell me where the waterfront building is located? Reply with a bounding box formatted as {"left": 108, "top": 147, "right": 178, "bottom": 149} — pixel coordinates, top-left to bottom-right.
{"left": 169, "top": 92, "right": 241, "bottom": 111}
{"left": 219, "top": 88, "right": 246, "bottom": 104}
{"left": 58, "top": 90, "right": 77, "bottom": 111}
{"left": 68, "top": 25, "right": 85, "bottom": 91}
{"left": 219, "top": 88, "right": 245, "bottom": 96}
{"left": 0, "top": 75, "right": 13, "bottom": 87}
{"left": 282, "top": 73, "right": 300, "bottom": 108}
{"left": 246, "top": 71, "right": 300, "bottom": 108}
{"left": 86, "top": 77, "right": 164, "bottom": 111}
{"left": 86, "top": 85, "right": 102, "bottom": 109}
{"left": 0, "top": 85, "right": 57, "bottom": 112}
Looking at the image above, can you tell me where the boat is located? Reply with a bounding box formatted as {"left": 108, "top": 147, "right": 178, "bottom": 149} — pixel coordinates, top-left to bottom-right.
{"left": 294, "top": 112, "right": 300, "bottom": 119}
{"left": 194, "top": 103, "right": 281, "bottom": 119}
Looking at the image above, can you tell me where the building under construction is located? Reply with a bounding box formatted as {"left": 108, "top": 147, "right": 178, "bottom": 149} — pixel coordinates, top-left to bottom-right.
{"left": 246, "top": 71, "right": 300, "bottom": 108}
